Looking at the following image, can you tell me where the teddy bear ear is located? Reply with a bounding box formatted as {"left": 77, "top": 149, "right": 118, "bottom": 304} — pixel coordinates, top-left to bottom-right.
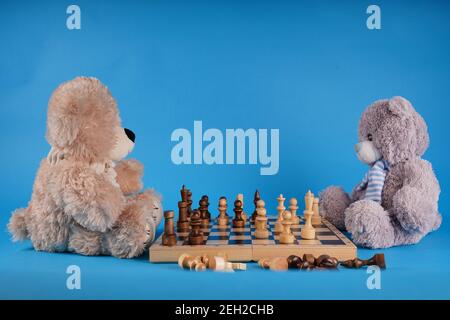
{"left": 388, "top": 96, "right": 413, "bottom": 117}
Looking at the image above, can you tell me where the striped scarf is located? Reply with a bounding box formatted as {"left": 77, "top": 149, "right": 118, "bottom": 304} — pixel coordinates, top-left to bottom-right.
{"left": 356, "top": 159, "right": 390, "bottom": 203}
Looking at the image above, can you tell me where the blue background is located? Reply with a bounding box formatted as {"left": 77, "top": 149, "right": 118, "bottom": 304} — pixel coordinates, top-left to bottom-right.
{"left": 1, "top": 0, "right": 449, "bottom": 299}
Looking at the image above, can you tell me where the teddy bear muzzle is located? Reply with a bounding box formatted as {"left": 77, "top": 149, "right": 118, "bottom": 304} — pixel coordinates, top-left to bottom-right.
{"left": 355, "top": 140, "right": 382, "bottom": 165}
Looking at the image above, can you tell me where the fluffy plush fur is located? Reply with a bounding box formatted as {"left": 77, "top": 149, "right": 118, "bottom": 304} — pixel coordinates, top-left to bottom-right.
{"left": 319, "top": 96, "right": 441, "bottom": 248}
{"left": 8, "top": 77, "right": 163, "bottom": 258}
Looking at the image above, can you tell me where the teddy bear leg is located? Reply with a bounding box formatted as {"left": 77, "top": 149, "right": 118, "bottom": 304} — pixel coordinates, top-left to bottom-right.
{"left": 319, "top": 186, "right": 352, "bottom": 230}
{"left": 393, "top": 186, "right": 442, "bottom": 234}
{"left": 344, "top": 200, "right": 395, "bottom": 248}
{"left": 68, "top": 224, "right": 103, "bottom": 256}
{"left": 103, "top": 190, "right": 162, "bottom": 258}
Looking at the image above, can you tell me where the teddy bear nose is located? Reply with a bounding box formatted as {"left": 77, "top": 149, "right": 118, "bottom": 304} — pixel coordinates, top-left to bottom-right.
{"left": 355, "top": 143, "right": 362, "bottom": 152}
{"left": 124, "top": 128, "right": 135, "bottom": 143}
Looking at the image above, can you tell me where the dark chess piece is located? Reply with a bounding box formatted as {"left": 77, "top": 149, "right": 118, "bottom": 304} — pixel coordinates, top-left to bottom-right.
{"left": 177, "top": 200, "right": 189, "bottom": 232}
{"left": 162, "top": 210, "right": 177, "bottom": 246}
{"left": 199, "top": 198, "right": 210, "bottom": 227}
{"left": 251, "top": 190, "right": 261, "bottom": 222}
{"left": 201, "top": 195, "right": 211, "bottom": 221}
{"left": 186, "top": 189, "right": 193, "bottom": 218}
{"left": 340, "top": 253, "right": 386, "bottom": 269}
{"left": 287, "top": 255, "right": 303, "bottom": 269}
{"left": 316, "top": 255, "right": 339, "bottom": 269}
{"left": 188, "top": 210, "right": 204, "bottom": 245}
{"left": 232, "top": 199, "right": 245, "bottom": 228}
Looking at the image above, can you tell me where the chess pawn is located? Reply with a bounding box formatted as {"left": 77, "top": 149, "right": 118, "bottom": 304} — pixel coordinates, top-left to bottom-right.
{"left": 188, "top": 210, "right": 204, "bottom": 245}
{"left": 289, "top": 197, "right": 300, "bottom": 224}
{"left": 311, "top": 197, "right": 322, "bottom": 225}
{"left": 274, "top": 194, "right": 285, "bottom": 233}
{"left": 232, "top": 199, "right": 245, "bottom": 228}
{"left": 254, "top": 200, "right": 269, "bottom": 239}
{"left": 162, "top": 210, "right": 177, "bottom": 246}
{"left": 199, "top": 198, "right": 210, "bottom": 228}
{"left": 300, "top": 191, "right": 316, "bottom": 240}
{"left": 217, "top": 197, "right": 229, "bottom": 227}
{"left": 279, "top": 210, "right": 296, "bottom": 244}
{"left": 236, "top": 194, "right": 247, "bottom": 222}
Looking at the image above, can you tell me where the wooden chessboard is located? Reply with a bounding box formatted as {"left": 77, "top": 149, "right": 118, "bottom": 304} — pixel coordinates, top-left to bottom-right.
{"left": 149, "top": 217, "right": 357, "bottom": 262}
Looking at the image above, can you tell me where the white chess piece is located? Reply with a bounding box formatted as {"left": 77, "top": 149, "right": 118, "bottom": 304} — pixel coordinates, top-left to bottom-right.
{"left": 289, "top": 197, "right": 300, "bottom": 224}
{"left": 279, "top": 210, "right": 296, "bottom": 244}
{"left": 300, "top": 190, "right": 315, "bottom": 240}
{"left": 254, "top": 200, "right": 269, "bottom": 239}
{"left": 274, "top": 194, "right": 285, "bottom": 233}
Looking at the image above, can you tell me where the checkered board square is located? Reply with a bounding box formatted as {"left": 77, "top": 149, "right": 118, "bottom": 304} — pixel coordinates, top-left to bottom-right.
{"left": 149, "top": 216, "right": 357, "bottom": 262}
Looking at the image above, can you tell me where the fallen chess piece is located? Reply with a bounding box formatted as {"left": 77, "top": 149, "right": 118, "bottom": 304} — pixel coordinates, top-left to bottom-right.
{"left": 178, "top": 253, "right": 246, "bottom": 272}
{"left": 258, "top": 253, "right": 384, "bottom": 271}
{"left": 340, "top": 253, "right": 386, "bottom": 269}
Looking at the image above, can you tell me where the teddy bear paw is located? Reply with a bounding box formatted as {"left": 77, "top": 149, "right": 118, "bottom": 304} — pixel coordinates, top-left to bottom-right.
{"left": 319, "top": 186, "right": 351, "bottom": 230}
{"left": 344, "top": 200, "right": 395, "bottom": 248}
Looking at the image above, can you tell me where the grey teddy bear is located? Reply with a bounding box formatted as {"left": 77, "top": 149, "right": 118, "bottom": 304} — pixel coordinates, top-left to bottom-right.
{"left": 319, "top": 96, "right": 442, "bottom": 248}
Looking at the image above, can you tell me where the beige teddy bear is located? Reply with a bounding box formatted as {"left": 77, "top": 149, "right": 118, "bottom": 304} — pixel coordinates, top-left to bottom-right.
{"left": 8, "top": 77, "right": 163, "bottom": 258}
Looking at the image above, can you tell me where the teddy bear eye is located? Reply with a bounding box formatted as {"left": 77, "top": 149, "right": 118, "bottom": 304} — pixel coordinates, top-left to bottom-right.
{"left": 367, "top": 134, "right": 373, "bottom": 141}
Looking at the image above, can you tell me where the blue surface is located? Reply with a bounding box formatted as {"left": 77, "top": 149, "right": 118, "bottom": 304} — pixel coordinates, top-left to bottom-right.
{"left": 1, "top": 0, "right": 450, "bottom": 299}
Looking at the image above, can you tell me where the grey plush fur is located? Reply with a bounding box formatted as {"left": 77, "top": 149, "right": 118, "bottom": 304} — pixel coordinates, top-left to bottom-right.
{"left": 319, "top": 96, "right": 442, "bottom": 248}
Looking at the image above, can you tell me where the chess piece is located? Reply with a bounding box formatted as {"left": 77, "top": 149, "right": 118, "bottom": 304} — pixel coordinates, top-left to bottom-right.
{"left": 289, "top": 197, "right": 300, "bottom": 224}
{"left": 186, "top": 189, "right": 193, "bottom": 218}
{"left": 287, "top": 255, "right": 303, "bottom": 269}
{"left": 254, "top": 200, "right": 269, "bottom": 239}
{"left": 258, "top": 258, "right": 271, "bottom": 269}
{"left": 232, "top": 199, "right": 245, "bottom": 228}
{"left": 236, "top": 194, "right": 247, "bottom": 222}
{"left": 177, "top": 200, "right": 189, "bottom": 232}
{"left": 199, "top": 197, "right": 210, "bottom": 227}
{"left": 217, "top": 197, "right": 229, "bottom": 226}
{"left": 311, "top": 197, "right": 322, "bottom": 225}
{"left": 274, "top": 194, "right": 285, "bottom": 233}
{"left": 340, "top": 253, "right": 386, "bottom": 269}
{"left": 269, "top": 257, "right": 289, "bottom": 271}
{"left": 201, "top": 195, "right": 211, "bottom": 221}
{"left": 188, "top": 210, "right": 204, "bottom": 245}
{"left": 316, "top": 255, "right": 339, "bottom": 269}
{"left": 180, "top": 185, "right": 189, "bottom": 203}
{"left": 162, "top": 210, "right": 177, "bottom": 246}
{"left": 279, "top": 210, "right": 296, "bottom": 244}
{"left": 300, "top": 191, "right": 316, "bottom": 240}
{"left": 251, "top": 190, "right": 261, "bottom": 222}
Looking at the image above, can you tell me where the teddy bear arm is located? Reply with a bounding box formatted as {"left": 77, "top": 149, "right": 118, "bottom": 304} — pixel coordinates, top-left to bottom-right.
{"left": 392, "top": 159, "right": 441, "bottom": 233}
{"left": 63, "top": 168, "right": 125, "bottom": 233}
{"left": 114, "top": 159, "right": 144, "bottom": 195}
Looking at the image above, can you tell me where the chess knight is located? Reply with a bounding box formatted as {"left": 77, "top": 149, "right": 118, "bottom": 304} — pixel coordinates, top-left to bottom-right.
{"left": 320, "top": 97, "right": 441, "bottom": 248}
{"left": 8, "top": 77, "right": 163, "bottom": 258}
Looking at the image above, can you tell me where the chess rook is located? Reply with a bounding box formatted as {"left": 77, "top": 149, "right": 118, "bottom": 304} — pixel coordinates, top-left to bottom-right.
{"left": 162, "top": 210, "right": 177, "bottom": 246}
